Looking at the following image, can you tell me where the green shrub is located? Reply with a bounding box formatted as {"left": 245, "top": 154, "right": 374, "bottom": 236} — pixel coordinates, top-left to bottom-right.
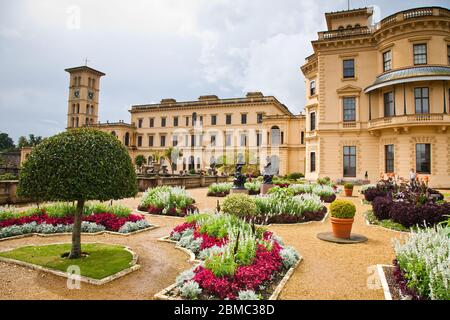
{"left": 221, "top": 194, "right": 257, "bottom": 219}
{"left": 244, "top": 181, "right": 261, "bottom": 193}
{"left": 43, "top": 202, "right": 76, "bottom": 217}
{"left": 287, "top": 172, "right": 304, "bottom": 180}
{"left": 316, "top": 177, "right": 331, "bottom": 185}
{"left": 0, "top": 173, "right": 18, "bottom": 181}
{"left": 344, "top": 183, "right": 354, "bottom": 189}
{"left": 330, "top": 200, "right": 356, "bottom": 218}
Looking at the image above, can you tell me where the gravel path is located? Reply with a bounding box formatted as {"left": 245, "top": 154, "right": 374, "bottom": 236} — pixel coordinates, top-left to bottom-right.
{"left": 0, "top": 187, "right": 405, "bottom": 300}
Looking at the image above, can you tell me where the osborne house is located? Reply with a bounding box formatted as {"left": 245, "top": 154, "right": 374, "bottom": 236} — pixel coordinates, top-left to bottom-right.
{"left": 27, "top": 6, "right": 450, "bottom": 188}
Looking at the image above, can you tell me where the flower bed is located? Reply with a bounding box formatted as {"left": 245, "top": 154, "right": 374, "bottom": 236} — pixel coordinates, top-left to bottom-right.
{"left": 162, "top": 213, "right": 301, "bottom": 300}
{"left": 207, "top": 183, "right": 232, "bottom": 197}
{"left": 288, "top": 184, "right": 337, "bottom": 203}
{"left": 391, "top": 225, "right": 449, "bottom": 300}
{"left": 244, "top": 181, "right": 262, "bottom": 195}
{"left": 0, "top": 203, "right": 150, "bottom": 239}
{"left": 138, "top": 186, "right": 197, "bottom": 216}
{"left": 220, "top": 188, "right": 326, "bottom": 224}
{"left": 365, "top": 180, "right": 448, "bottom": 229}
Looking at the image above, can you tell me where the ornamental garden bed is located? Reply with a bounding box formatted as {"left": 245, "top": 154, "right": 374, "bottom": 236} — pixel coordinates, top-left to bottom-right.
{"left": 137, "top": 186, "right": 198, "bottom": 217}
{"left": 154, "top": 213, "right": 302, "bottom": 300}
{"left": 0, "top": 203, "right": 153, "bottom": 240}
{"left": 288, "top": 183, "right": 338, "bottom": 203}
{"left": 0, "top": 242, "right": 140, "bottom": 285}
{"left": 207, "top": 183, "right": 232, "bottom": 197}
{"left": 382, "top": 225, "right": 450, "bottom": 300}
{"left": 361, "top": 180, "right": 448, "bottom": 230}
{"left": 221, "top": 188, "right": 327, "bottom": 225}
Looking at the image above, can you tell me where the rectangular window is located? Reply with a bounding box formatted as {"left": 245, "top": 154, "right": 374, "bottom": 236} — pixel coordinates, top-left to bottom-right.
{"left": 256, "top": 131, "right": 262, "bottom": 147}
{"left": 416, "top": 143, "right": 431, "bottom": 174}
{"left": 160, "top": 135, "right": 166, "bottom": 147}
{"left": 414, "top": 87, "right": 429, "bottom": 114}
{"left": 172, "top": 135, "right": 178, "bottom": 147}
{"left": 148, "top": 135, "right": 154, "bottom": 147}
{"left": 173, "top": 116, "right": 178, "bottom": 127}
{"left": 199, "top": 116, "right": 203, "bottom": 126}
{"left": 191, "top": 134, "right": 195, "bottom": 147}
{"left": 210, "top": 134, "right": 216, "bottom": 146}
{"left": 211, "top": 115, "right": 217, "bottom": 125}
{"left": 385, "top": 145, "right": 394, "bottom": 173}
{"left": 138, "top": 118, "right": 143, "bottom": 128}
{"left": 137, "top": 136, "right": 142, "bottom": 147}
{"left": 310, "top": 112, "right": 316, "bottom": 131}
{"left": 343, "top": 146, "right": 356, "bottom": 177}
{"left": 383, "top": 92, "right": 395, "bottom": 117}
{"left": 240, "top": 133, "right": 247, "bottom": 147}
{"left": 226, "top": 114, "right": 232, "bottom": 125}
{"left": 149, "top": 118, "right": 154, "bottom": 128}
{"left": 301, "top": 132, "right": 304, "bottom": 145}
{"left": 413, "top": 44, "right": 427, "bottom": 65}
{"left": 310, "top": 80, "right": 316, "bottom": 96}
{"left": 185, "top": 116, "right": 189, "bottom": 126}
{"left": 343, "top": 59, "right": 355, "bottom": 78}
{"left": 161, "top": 117, "right": 166, "bottom": 127}
{"left": 310, "top": 152, "right": 316, "bottom": 172}
{"left": 257, "top": 113, "right": 263, "bottom": 124}
{"left": 343, "top": 97, "right": 356, "bottom": 122}
{"left": 383, "top": 50, "right": 392, "bottom": 72}
{"left": 241, "top": 114, "right": 247, "bottom": 125}
{"left": 225, "top": 133, "right": 232, "bottom": 147}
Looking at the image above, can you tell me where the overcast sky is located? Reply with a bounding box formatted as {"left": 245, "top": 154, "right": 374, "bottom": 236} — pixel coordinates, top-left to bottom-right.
{"left": 1, "top": 0, "right": 448, "bottom": 142}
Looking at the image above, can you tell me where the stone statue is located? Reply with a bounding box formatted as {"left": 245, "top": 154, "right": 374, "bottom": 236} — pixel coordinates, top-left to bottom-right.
{"left": 262, "top": 156, "right": 274, "bottom": 184}
{"left": 233, "top": 163, "right": 247, "bottom": 189}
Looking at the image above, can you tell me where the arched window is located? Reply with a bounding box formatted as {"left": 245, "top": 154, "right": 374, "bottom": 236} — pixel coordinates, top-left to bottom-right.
{"left": 346, "top": 25, "right": 352, "bottom": 29}
{"left": 85, "top": 118, "right": 89, "bottom": 125}
{"left": 189, "top": 156, "right": 195, "bottom": 170}
{"left": 192, "top": 112, "right": 197, "bottom": 126}
{"left": 72, "top": 104, "right": 75, "bottom": 114}
{"left": 71, "top": 117, "right": 75, "bottom": 127}
{"left": 124, "top": 132, "right": 130, "bottom": 146}
{"left": 77, "top": 103, "right": 80, "bottom": 113}
{"left": 91, "top": 105, "right": 95, "bottom": 115}
{"left": 90, "top": 118, "right": 94, "bottom": 124}
{"left": 338, "top": 26, "right": 344, "bottom": 30}
{"left": 271, "top": 126, "right": 281, "bottom": 145}
{"left": 355, "top": 23, "right": 361, "bottom": 28}
{"left": 75, "top": 117, "right": 79, "bottom": 127}
{"left": 111, "top": 131, "right": 117, "bottom": 137}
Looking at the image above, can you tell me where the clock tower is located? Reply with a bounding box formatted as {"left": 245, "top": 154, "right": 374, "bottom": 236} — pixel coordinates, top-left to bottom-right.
{"left": 65, "top": 65, "right": 105, "bottom": 128}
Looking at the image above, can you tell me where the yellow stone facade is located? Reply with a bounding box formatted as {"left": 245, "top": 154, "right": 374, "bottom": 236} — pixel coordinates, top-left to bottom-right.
{"left": 59, "top": 6, "right": 449, "bottom": 187}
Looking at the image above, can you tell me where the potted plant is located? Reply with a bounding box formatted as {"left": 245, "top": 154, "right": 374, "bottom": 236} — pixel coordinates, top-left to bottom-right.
{"left": 330, "top": 200, "right": 356, "bottom": 239}
{"left": 343, "top": 183, "right": 354, "bottom": 197}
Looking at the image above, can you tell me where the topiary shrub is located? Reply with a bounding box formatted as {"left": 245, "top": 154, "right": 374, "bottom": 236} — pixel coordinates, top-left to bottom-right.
{"left": 221, "top": 193, "right": 257, "bottom": 219}
{"left": 372, "top": 196, "right": 393, "bottom": 221}
{"left": 18, "top": 128, "right": 137, "bottom": 258}
{"left": 330, "top": 199, "right": 356, "bottom": 219}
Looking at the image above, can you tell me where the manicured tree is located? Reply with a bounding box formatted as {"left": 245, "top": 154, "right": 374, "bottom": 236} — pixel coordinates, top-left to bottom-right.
{"left": 17, "top": 129, "right": 137, "bottom": 259}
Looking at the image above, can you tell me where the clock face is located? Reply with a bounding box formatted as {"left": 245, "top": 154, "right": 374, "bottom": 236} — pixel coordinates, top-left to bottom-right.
{"left": 88, "top": 91, "right": 94, "bottom": 100}
{"left": 73, "top": 90, "right": 80, "bottom": 98}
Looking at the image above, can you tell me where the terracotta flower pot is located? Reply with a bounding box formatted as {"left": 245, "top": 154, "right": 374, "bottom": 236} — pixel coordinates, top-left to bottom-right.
{"left": 344, "top": 188, "right": 353, "bottom": 197}
{"left": 331, "top": 217, "right": 354, "bottom": 239}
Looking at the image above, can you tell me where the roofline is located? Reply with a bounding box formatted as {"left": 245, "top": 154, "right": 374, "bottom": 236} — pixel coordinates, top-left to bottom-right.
{"left": 65, "top": 66, "right": 106, "bottom": 76}
{"left": 325, "top": 7, "right": 373, "bottom": 30}
{"left": 130, "top": 95, "right": 294, "bottom": 116}
{"left": 365, "top": 75, "right": 450, "bottom": 93}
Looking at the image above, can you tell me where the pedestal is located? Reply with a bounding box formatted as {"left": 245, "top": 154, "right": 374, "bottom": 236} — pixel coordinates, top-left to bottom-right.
{"left": 260, "top": 184, "right": 274, "bottom": 195}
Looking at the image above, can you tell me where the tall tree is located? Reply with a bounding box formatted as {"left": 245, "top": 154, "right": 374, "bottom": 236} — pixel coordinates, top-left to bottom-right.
{"left": 0, "top": 133, "right": 15, "bottom": 151}
{"left": 18, "top": 129, "right": 137, "bottom": 259}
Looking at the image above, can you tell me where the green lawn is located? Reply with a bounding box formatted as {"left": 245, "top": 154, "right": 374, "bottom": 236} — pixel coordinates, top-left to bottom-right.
{"left": 0, "top": 243, "right": 133, "bottom": 279}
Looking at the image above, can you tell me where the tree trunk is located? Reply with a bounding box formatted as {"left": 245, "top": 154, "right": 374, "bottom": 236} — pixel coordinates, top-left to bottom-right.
{"left": 69, "top": 199, "right": 84, "bottom": 259}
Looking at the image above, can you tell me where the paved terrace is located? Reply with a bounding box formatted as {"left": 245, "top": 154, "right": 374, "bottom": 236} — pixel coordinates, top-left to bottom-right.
{"left": 0, "top": 187, "right": 408, "bottom": 300}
